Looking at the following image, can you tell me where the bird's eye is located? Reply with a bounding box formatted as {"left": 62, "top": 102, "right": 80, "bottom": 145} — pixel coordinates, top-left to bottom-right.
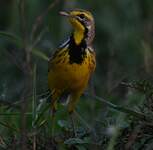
{"left": 78, "top": 14, "right": 85, "bottom": 19}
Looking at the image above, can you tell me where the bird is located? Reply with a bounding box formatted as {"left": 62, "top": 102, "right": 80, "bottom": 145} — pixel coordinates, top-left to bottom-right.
{"left": 48, "top": 9, "right": 96, "bottom": 135}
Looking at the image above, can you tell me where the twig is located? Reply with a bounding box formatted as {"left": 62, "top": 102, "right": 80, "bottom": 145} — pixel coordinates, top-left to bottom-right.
{"left": 0, "top": 99, "right": 20, "bottom": 109}
{"left": 19, "top": 0, "right": 32, "bottom": 149}
{"left": 30, "top": 28, "right": 48, "bottom": 51}
{"left": 85, "top": 93, "right": 153, "bottom": 122}
{"left": 32, "top": 65, "right": 37, "bottom": 150}
{"left": 125, "top": 125, "right": 141, "bottom": 150}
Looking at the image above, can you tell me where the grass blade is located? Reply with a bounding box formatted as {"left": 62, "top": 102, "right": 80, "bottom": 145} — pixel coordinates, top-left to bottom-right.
{"left": 0, "top": 31, "right": 22, "bottom": 47}
{"left": 0, "top": 121, "right": 19, "bottom": 132}
{"left": 32, "top": 48, "right": 49, "bottom": 61}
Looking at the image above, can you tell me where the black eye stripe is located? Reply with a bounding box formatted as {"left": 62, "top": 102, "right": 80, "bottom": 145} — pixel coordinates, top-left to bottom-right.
{"left": 78, "top": 14, "right": 85, "bottom": 19}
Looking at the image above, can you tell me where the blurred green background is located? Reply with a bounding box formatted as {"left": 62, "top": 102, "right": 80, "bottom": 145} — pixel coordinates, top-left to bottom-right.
{"left": 0, "top": 0, "right": 153, "bottom": 149}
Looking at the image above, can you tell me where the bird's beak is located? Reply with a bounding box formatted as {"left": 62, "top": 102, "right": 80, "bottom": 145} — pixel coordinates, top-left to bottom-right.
{"left": 59, "top": 11, "right": 70, "bottom": 17}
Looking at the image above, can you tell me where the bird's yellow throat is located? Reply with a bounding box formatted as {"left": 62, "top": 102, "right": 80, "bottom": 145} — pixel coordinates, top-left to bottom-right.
{"left": 70, "top": 18, "right": 85, "bottom": 45}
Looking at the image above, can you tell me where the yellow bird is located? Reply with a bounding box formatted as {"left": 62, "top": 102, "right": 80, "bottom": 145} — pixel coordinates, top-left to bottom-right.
{"left": 48, "top": 9, "right": 96, "bottom": 119}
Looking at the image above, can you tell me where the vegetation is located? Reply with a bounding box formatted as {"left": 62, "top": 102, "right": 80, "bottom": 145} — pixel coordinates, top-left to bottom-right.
{"left": 0, "top": 0, "right": 153, "bottom": 149}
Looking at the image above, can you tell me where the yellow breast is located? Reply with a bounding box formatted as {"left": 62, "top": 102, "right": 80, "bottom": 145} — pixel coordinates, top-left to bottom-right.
{"left": 48, "top": 48, "right": 95, "bottom": 92}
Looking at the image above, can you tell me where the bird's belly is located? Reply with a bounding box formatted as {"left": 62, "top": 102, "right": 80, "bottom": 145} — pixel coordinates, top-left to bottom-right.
{"left": 48, "top": 62, "right": 90, "bottom": 91}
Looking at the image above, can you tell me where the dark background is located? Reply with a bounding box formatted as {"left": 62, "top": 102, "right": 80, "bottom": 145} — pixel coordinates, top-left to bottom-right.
{"left": 0, "top": 0, "right": 153, "bottom": 149}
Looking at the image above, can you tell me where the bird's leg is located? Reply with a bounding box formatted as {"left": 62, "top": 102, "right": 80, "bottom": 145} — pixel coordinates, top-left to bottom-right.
{"left": 68, "top": 93, "right": 80, "bottom": 137}
{"left": 51, "top": 106, "right": 56, "bottom": 139}
{"left": 69, "top": 112, "right": 77, "bottom": 137}
{"left": 51, "top": 98, "right": 58, "bottom": 142}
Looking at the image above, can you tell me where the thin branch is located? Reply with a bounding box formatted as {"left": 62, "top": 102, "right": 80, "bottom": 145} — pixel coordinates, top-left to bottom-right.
{"left": 19, "top": 0, "right": 32, "bottom": 149}
{"left": 0, "top": 100, "right": 20, "bottom": 109}
{"left": 85, "top": 93, "right": 153, "bottom": 122}
{"left": 30, "top": 28, "right": 48, "bottom": 51}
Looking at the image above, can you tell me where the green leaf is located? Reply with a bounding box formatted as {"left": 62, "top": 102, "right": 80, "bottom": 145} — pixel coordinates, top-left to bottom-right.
{"left": 33, "top": 103, "right": 50, "bottom": 126}
{"left": 64, "top": 138, "right": 88, "bottom": 145}
{"left": 0, "top": 31, "right": 22, "bottom": 47}
{"left": 0, "top": 121, "right": 19, "bottom": 132}
{"left": 31, "top": 48, "right": 49, "bottom": 61}
{"left": 38, "top": 119, "right": 47, "bottom": 128}
{"left": 32, "top": 92, "right": 51, "bottom": 126}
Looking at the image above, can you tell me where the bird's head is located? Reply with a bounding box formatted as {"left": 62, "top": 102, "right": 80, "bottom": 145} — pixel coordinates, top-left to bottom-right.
{"left": 60, "top": 9, "right": 95, "bottom": 45}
